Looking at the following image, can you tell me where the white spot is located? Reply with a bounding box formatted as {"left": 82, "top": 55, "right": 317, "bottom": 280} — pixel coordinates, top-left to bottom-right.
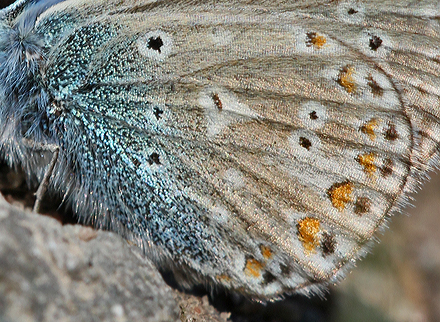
{"left": 332, "top": 235, "right": 358, "bottom": 259}
{"left": 298, "top": 101, "right": 328, "bottom": 130}
{"left": 283, "top": 131, "right": 338, "bottom": 192}
{"left": 356, "top": 29, "right": 393, "bottom": 58}
{"left": 261, "top": 281, "right": 283, "bottom": 296}
{"left": 289, "top": 27, "right": 317, "bottom": 53}
{"left": 232, "top": 249, "right": 246, "bottom": 272}
{"left": 288, "top": 129, "right": 322, "bottom": 157}
{"left": 289, "top": 26, "right": 344, "bottom": 56}
{"left": 288, "top": 225, "right": 333, "bottom": 272}
{"left": 211, "top": 205, "right": 230, "bottom": 224}
{"left": 138, "top": 149, "right": 167, "bottom": 181}
{"left": 280, "top": 210, "right": 307, "bottom": 230}
{"left": 320, "top": 63, "right": 355, "bottom": 89}
{"left": 199, "top": 87, "right": 259, "bottom": 136}
{"left": 182, "top": 188, "right": 230, "bottom": 223}
{"left": 137, "top": 30, "right": 173, "bottom": 61}
{"left": 222, "top": 168, "right": 245, "bottom": 190}
{"left": 357, "top": 113, "right": 410, "bottom": 155}
{"left": 333, "top": 64, "right": 375, "bottom": 94}
{"left": 210, "top": 28, "right": 234, "bottom": 46}
{"left": 321, "top": 63, "right": 401, "bottom": 110}
{"left": 360, "top": 70, "right": 400, "bottom": 110}
{"left": 282, "top": 272, "right": 310, "bottom": 288}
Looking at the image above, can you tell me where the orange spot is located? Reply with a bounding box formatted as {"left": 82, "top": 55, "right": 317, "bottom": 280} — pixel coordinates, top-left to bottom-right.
{"left": 216, "top": 274, "right": 231, "bottom": 282}
{"left": 360, "top": 118, "right": 378, "bottom": 141}
{"left": 260, "top": 245, "right": 273, "bottom": 260}
{"left": 338, "top": 66, "right": 356, "bottom": 93}
{"left": 307, "top": 32, "right": 327, "bottom": 49}
{"left": 244, "top": 258, "right": 264, "bottom": 278}
{"left": 328, "top": 181, "right": 354, "bottom": 211}
{"left": 357, "top": 152, "right": 377, "bottom": 176}
{"left": 297, "top": 217, "right": 321, "bottom": 253}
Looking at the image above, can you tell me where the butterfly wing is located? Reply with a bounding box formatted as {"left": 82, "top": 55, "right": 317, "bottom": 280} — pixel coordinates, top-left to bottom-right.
{"left": 1, "top": 0, "right": 439, "bottom": 299}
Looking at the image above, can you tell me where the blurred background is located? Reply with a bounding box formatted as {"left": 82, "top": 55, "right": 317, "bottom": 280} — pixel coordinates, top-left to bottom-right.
{"left": 331, "top": 170, "right": 440, "bottom": 322}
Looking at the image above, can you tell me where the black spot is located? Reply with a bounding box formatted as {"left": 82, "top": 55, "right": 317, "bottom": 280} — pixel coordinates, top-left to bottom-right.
{"left": 153, "top": 107, "right": 164, "bottom": 120}
{"left": 51, "top": 100, "right": 64, "bottom": 117}
{"left": 321, "top": 232, "right": 336, "bottom": 256}
{"left": 147, "top": 36, "right": 164, "bottom": 53}
{"left": 280, "top": 263, "right": 292, "bottom": 277}
{"left": 354, "top": 197, "right": 371, "bottom": 215}
{"left": 130, "top": 156, "right": 141, "bottom": 168}
{"left": 384, "top": 124, "right": 399, "bottom": 141}
{"left": 262, "top": 271, "right": 277, "bottom": 285}
{"left": 212, "top": 93, "right": 222, "bottom": 110}
{"left": 306, "top": 32, "right": 317, "bottom": 47}
{"left": 369, "top": 35, "right": 383, "bottom": 51}
{"left": 380, "top": 158, "right": 393, "bottom": 177}
{"left": 367, "top": 75, "right": 384, "bottom": 96}
{"left": 309, "top": 111, "right": 318, "bottom": 120}
{"left": 299, "top": 137, "right": 312, "bottom": 150}
{"left": 347, "top": 8, "right": 358, "bottom": 14}
{"left": 147, "top": 152, "right": 161, "bottom": 165}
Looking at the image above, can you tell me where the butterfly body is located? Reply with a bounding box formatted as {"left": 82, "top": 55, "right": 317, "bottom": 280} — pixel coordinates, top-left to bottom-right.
{"left": 1, "top": 0, "right": 439, "bottom": 299}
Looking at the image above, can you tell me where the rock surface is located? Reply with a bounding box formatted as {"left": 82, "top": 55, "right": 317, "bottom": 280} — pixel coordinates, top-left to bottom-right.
{"left": 0, "top": 196, "right": 228, "bottom": 322}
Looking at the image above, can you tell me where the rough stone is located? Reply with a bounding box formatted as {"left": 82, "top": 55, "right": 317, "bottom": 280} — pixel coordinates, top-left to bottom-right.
{"left": 0, "top": 195, "right": 181, "bottom": 322}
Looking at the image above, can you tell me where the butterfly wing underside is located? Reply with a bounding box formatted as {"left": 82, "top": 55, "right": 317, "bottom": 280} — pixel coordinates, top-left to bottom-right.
{"left": 1, "top": 0, "right": 440, "bottom": 298}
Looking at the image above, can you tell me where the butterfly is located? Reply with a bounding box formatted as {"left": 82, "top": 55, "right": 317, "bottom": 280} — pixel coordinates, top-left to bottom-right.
{"left": 0, "top": 0, "right": 439, "bottom": 301}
